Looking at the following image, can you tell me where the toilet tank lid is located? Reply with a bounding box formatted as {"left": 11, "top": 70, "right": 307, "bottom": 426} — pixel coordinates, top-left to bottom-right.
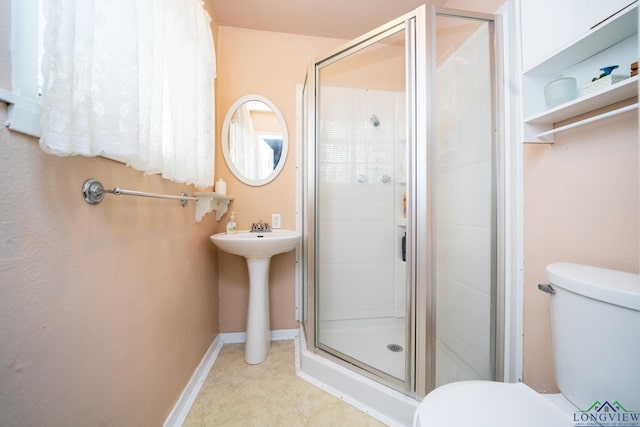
{"left": 546, "top": 263, "right": 640, "bottom": 311}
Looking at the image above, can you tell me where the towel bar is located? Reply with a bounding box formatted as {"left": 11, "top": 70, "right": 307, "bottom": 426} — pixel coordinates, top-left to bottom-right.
{"left": 536, "top": 103, "right": 638, "bottom": 138}
{"left": 82, "top": 178, "right": 197, "bottom": 207}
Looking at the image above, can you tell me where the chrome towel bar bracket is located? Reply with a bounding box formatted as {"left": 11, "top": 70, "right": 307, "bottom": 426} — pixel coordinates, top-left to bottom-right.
{"left": 82, "top": 178, "right": 197, "bottom": 207}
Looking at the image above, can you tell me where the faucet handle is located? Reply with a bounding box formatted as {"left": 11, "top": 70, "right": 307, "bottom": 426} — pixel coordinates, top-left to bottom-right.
{"left": 250, "top": 220, "right": 271, "bottom": 232}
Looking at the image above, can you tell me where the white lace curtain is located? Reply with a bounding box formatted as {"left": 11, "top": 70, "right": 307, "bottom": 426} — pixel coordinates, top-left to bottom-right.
{"left": 40, "top": 0, "right": 217, "bottom": 188}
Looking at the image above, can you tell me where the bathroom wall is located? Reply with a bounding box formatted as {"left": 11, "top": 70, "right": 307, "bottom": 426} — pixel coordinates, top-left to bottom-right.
{"left": 0, "top": 2, "right": 221, "bottom": 425}
{"left": 215, "top": 27, "right": 344, "bottom": 332}
{"left": 523, "top": 103, "right": 639, "bottom": 392}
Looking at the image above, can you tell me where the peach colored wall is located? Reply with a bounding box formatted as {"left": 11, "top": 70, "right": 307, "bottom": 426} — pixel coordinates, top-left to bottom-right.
{"left": 0, "top": 2, "right": 221, "bottom": 425}
{"left": 522, "top": 104, "right": 639, "bottom": 392}
{"left": 215, "top": 27, "right": 343, "bottom": 332}
{"left": 319, "top": 37, "right": 405, "bottom": 91}
{"left": 251, "top": 110, "right": 280, "bottom": 133}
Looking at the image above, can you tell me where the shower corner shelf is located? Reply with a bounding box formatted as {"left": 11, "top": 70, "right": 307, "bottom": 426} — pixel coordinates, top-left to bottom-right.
{"left": 193, "top": 192, "right": 234, "bottom": 222}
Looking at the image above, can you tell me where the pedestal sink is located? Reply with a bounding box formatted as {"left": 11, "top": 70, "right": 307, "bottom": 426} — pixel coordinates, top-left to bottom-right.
{"left": 210, "top": 230, "right": 301, "bottom": 364}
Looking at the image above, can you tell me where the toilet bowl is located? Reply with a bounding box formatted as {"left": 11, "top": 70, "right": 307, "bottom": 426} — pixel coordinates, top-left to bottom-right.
{"left": 414, "top": 263, "right": 640, "bottom": 427}
{"left": 414, "top": 381, "right": 571, "bottom": 426}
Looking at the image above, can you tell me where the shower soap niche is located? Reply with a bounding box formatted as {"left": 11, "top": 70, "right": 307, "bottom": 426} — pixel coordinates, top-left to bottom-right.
{"left": 193, "top": 192, "right": 234, "bottom": 222}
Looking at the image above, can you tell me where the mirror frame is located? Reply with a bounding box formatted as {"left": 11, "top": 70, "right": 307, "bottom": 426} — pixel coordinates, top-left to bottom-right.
{"left": 221, "top": 94, "right": 289, "bottom": 187}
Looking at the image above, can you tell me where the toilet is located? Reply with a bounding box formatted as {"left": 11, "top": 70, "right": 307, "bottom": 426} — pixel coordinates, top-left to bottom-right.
{"left": 414, "top": 263, "right": 640, "bottom": 427}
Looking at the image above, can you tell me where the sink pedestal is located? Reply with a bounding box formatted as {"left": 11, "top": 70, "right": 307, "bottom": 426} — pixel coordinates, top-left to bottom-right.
{"left": 245, "top": 257, "right": 271, "bottom": 364}
{"left": 209, "top": 230, "right": 301, "bottom": 365}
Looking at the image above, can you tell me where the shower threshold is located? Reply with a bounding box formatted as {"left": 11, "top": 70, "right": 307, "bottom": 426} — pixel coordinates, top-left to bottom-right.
{"left": 296, "top": 325, "right": 418, "bottom": 427}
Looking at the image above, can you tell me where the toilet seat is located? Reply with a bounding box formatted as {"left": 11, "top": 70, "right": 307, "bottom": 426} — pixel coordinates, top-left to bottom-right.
{"left": 414, "top": 381, "right": 574, "bottom": 427}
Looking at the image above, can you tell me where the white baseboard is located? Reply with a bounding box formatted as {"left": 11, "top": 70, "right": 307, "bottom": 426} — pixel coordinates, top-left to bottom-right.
{"left": 164, "top": 328, "right": 300, "bottom": 426}
{"left": 219, "top": 328, "right": 299, "bottom": 344}
{"left": 163, "top": 334, "right": 223, "bottom": 427}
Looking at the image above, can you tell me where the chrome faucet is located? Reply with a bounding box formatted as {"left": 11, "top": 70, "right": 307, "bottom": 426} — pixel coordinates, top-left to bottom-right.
{"left": 250, "top": 220, "right": 271, "bottom": 232}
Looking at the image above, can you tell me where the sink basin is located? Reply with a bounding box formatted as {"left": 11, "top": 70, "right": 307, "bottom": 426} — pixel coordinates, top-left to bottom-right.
{"left": 210, "top": 230, "right": 301, "bottom": 259}
{"left": 209, "top": 229, "right": 301, "bottom": 364}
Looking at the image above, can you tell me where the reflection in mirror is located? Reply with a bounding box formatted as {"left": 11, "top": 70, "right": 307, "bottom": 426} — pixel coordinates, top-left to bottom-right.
{"left": 222, "top": 95, "right": 288, "bottom": 186}
{"left": 230, "top": 101, "right": 282, "bottom": 179}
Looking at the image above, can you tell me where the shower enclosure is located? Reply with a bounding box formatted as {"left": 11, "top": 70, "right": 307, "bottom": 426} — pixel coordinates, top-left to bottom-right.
{"left": 300, "top": 5, "right": 502, "bottom": 400}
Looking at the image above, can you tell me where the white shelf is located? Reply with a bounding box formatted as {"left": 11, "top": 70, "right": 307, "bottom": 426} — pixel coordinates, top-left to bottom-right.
{"left": 521, "top": 2, "right": 639, "bottom": 142}
{"left": 193, "top": 192, "right": 234, "bottom": 222}
{"left": 525, "top": 75, "right": 638, "bottom": 124}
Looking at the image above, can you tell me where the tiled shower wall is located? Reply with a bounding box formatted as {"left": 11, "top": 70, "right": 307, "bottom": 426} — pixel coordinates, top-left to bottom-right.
{"left": 317, "top": 86, "right": 405, "bottom": 321}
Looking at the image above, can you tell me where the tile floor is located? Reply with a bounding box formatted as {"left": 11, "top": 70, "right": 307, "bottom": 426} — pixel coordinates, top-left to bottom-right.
{"left": 183, "top": 340, "right": 387, "bottom": 426}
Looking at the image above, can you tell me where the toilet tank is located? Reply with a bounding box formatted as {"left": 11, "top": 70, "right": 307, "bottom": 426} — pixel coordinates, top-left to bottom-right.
{"left": 545, "top": 263, "right": 640, "bottom": 412}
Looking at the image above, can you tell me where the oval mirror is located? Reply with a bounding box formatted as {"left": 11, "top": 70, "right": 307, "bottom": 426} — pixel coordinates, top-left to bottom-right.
{"left": 221, "top": 95, "right": 288, "bottom": 186}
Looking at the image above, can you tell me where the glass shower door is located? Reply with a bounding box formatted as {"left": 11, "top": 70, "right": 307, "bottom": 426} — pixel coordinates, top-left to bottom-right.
{"left": 314, "top": 23, "right": 411, "bottom": 385}
{"left": 433, "top": 13, "right": 497, "bottom": 387}
{"left": 304, "top": 6, "right": 500, "bottom": 398}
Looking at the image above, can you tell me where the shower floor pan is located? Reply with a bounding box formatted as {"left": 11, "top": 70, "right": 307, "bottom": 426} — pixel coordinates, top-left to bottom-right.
{"left": 318, "top": 316, "right": 405, "bottom": 380}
